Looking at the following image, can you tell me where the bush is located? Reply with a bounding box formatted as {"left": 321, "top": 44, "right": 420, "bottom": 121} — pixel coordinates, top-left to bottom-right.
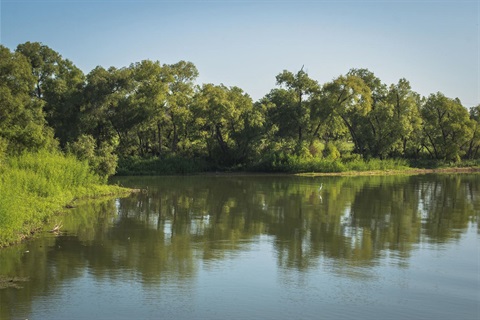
{"left": 0, "top": 150, "right": 123, "bottom": 247}
{"left": 117, "top": 155, "right": 210, "bottom": 175}
{"left": 67, "top": 135, "right": 118, "bottom": 180}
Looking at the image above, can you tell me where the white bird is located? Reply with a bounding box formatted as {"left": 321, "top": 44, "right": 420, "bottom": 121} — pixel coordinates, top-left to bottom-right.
{"left": 318, "top": 183, "right": 323, "bottom": 203}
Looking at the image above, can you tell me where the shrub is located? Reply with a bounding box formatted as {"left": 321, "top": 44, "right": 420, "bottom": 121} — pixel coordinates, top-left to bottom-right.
{"left": 0, "top": 150, "right": 122, "bottom": 247}
{"left": 116, "top": 155, "right": 210, "bottom": 175}
{"left": 67, "top": 135, "right": 118, "bottom": 180}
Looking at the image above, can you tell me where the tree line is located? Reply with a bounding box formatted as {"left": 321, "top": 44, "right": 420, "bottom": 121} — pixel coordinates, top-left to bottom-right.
{"left": 1, "top": 42, "right": 479, "bottom": 175}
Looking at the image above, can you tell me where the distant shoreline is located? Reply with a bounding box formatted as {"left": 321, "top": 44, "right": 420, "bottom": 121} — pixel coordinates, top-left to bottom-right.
{"left": 295, "top": 167, "right": 480, "bottom": 177}
{"left": 182, "top": 167, "right": 480, "bottom": 177}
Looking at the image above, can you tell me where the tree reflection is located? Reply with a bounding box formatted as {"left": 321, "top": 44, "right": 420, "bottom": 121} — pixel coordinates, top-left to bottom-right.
{"left": 1, "top": 174, "right": 478, "bottom": 319}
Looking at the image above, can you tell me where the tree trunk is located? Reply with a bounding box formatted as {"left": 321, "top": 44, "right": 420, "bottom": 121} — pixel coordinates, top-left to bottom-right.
{"left": 215, "top": 124, "right": 228, "bottom": 154}
{"left": 172, "top": 122, "right": 178, "bottom": 153}
{"left": 340, "top": 115, "right": 360, "bottom": 154}
{"left": 157, "top": 121, "right": 162, "bottom": 156}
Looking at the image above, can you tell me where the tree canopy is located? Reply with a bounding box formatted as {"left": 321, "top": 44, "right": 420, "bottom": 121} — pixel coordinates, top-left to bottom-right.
{"left": 0, "top": 42, "right": 478, "bottom": 175}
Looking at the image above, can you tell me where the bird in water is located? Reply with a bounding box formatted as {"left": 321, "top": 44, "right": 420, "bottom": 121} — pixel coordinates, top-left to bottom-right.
{"left": 318, "top": 183, "right": 323, "bottom": 203}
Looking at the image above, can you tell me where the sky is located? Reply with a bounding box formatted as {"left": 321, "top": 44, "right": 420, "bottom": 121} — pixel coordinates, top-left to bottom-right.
{"left": 1, "top": 0, "right": 478, "bottom": 107}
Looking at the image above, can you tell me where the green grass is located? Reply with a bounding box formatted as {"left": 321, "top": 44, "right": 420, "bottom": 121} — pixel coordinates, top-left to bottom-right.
{"left": 251, "top": 154, "right": 411, "bottom": 173}
{"left": 116, "top": 153, "right": 479, "bottom": 175}
{"left": 407, "top": 158, "right": 480, "bottom": 169}
{"left": 0, "top": 150, "right": 129, "bottom": 247}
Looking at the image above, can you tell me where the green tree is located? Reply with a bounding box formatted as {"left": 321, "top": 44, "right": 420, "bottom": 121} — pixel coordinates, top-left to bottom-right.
{"left": 16, "top": 41, "right": 61, "bottom": 100}
{"left": 192, "top": 84, "right": 254, "bottom": 165}
{"left": 321, "top": 74, "right": 372, "bottom": 155}
{"left": 275, "top": 68, "right": 320, "bottom": 144}
{"left": 82, "top": 66, "right": 133, "bottom": 153}
{"left": 0, "top": 45, "right": 56, "bottom": 153}
{"left": 466, "top": 105, "right": 480, "bottom": 159}
{"left": 162, "top": 61, "right": 198, "bottom": 154}
{"left": 262, "top": 88, "right": 297, "bottom": 143}
{"left": 420, "top": 93, "right": 473, "bottom": 161}
{"left": 346, "top": 68, "right": 389, "bottom": 158}
{"left": 385, "top": 79, "right": 422, "bottom": 158}
{"left": 127, "top": 60, "right": 169, "bottom": 156}
{"left": 16, "top": 42, "right": 87, "bottom": 148}
{"left": 43, "top": 59, "right": 86, "bottom": 146}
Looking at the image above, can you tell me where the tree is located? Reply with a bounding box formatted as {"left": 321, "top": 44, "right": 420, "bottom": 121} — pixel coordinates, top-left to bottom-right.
{"left": 346, "top": 68, "right": 389, "bottom": 158}
{"left": 466, "top": 105, "right": 480, "bottom": 159}
{"left": 320, "top": 74, "right": 372, "bottom": 155}
{"left": 163, "top": 61, "right": 198, "bottom": 154}
{"left": 192, "top": 84, "right": 254, "bottom": 165}
{"left": 16, "top": 42, "right": 61, "bottom": 100}
{"left": 15, "top": 42, "right": 87, "bottom": 147}
{"left": 43, "top": 58, "right": 86, "bottom": 146}
{"left": 420, "top": 93, "right": 473, "bottom": 161}
{"left": 0, "top": 45, "right": 56, "bottom": 153}
{"left": 274, "top": 68, "right": 320, "bottom": 143}
{"left": 80, "top": 66, "right": 131, "bottom": 149}
{"left": 127, "top": 60, "right": 169, "bottom": 156}
{"left": 385, "top": 79, "right": 422, "bottom": 158}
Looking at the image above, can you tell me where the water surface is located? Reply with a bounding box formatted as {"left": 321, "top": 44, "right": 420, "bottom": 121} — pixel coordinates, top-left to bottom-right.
{"left": 1, "top": 174, "right": 479, "bottom": 319}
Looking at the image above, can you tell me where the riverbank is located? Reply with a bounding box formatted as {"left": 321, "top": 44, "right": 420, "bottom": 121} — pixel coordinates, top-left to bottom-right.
{"left": 116, "top": 155, "right": 480, "bottom": 176}
{"left": 296, "top": 166, "right": 480, "bottom": 177}
{"left": 0, "top": 151, "right": 132, "bottom": 248}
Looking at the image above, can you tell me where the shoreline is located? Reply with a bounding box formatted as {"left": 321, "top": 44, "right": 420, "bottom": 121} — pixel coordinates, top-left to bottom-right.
{"left": 177, "top": 167, "right": 480, "bottom": 177}
{"left": 0, "top": 186, "right": 134, "bottom": 249}
{"left": 295, "top": 167, "right": 480, "bottom": 177}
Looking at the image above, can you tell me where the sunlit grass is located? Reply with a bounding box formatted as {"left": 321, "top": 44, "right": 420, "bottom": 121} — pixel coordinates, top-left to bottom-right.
{"left": 0, "top": 150, "right": 128, "bottom": 247}
{"left": 251, "top": 154, "right": 411, "bottom": 173}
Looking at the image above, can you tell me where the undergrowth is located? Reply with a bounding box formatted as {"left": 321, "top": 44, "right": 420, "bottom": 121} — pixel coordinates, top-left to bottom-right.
{"left": 0, "top": 150, "right": 128, "bottom": 247}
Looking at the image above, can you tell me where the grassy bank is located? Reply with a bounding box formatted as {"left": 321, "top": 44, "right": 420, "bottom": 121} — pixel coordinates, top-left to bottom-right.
{"left": 0, "top": 150, "right": 130, "bottom": 247}
{"left": 117, "top": 155, "right": 480, "bottom": 176}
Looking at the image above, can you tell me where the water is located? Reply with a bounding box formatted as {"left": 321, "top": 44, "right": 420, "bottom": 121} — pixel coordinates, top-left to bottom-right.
{"left": 1, "top": 174, "right": 479, "bottom": 320}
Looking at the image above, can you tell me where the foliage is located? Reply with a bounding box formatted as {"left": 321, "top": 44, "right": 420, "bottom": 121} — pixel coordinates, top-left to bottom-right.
{"left": 0, "top": 41, "right": 478, "bottom": 176}
{"left": 67, "top": 134, "right": 118, "bottom": 180}
{"left": 0, "top": 45, "right": 57, "bottom": 153}
{"left": 420, "top": 93, "right": 473, "bottom": 161}
{"left": 0, "top": 151, "right": 127, "bottom": 247}
{"left": 116, "top": 155, "right": 210, "bottom": 175}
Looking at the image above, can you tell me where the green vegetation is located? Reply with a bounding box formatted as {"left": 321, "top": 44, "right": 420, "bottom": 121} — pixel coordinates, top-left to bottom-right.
{"left": 0, "top": 151, "right": 128, "bottom": 247}
{"left": 1, "top": 41, "right": 477, "bottom": 246}
{"left": 2, "top": 42, "right": 478, "bottom": 176}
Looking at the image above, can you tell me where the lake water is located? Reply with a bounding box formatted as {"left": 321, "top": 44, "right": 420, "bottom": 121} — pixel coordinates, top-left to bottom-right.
{"left": 1, "top": 174, "right": 479, "bottom": 320}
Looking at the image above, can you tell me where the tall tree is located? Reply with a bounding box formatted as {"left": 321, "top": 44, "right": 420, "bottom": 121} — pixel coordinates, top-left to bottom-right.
{"left": 420, "top": 93, "right": 473, "bottom": 161}
{"left": 192, "top": 84, "right": 253, "bottom": 165}
{"left": 163, "top": 61, "right": 198, "bottom": 154}
{"left": 346, "top": 68, "right": 390, "bottom": 158}
{"left": 275, "top": 68, "right": 320, "bottom": 143}
{"left": 16, "top": 42, "right": 86, "bottom": 147}
{"left": 321, "top": 74, "right": 372, "bottom": 155}
{"left": 43, "top": 58, "right": 86, "bottom": 146}
{"left": 466, "top": 105, "right": 480, "bottom": 159}
{"left": 82, "top": 66, "right": 132, "bottom": 149}
{"left": 0, "top": 45, "right": 55, "bottom": 153}
{"left": 16, "top": 42, "right": 61, "bottom": 100}
{"left": 385, "top": 79, "right": 422, "bottom": 158}
{"left": 128, "top": 60, "right": 169, "bottom": 156}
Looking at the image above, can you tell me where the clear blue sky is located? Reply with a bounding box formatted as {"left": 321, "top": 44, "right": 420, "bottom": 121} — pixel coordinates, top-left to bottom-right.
{"left": 1, "top": 0, "right": 478, "bottom": 107}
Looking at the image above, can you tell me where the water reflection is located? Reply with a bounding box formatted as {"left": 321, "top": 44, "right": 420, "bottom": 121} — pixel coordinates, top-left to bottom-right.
{"left": 0, "top": 174, "right": 478, "bottom": 319}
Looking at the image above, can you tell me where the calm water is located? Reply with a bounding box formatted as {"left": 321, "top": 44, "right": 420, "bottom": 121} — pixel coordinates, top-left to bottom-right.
{"left": 1, "top": 174, "right": 479, "bottom": 320}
